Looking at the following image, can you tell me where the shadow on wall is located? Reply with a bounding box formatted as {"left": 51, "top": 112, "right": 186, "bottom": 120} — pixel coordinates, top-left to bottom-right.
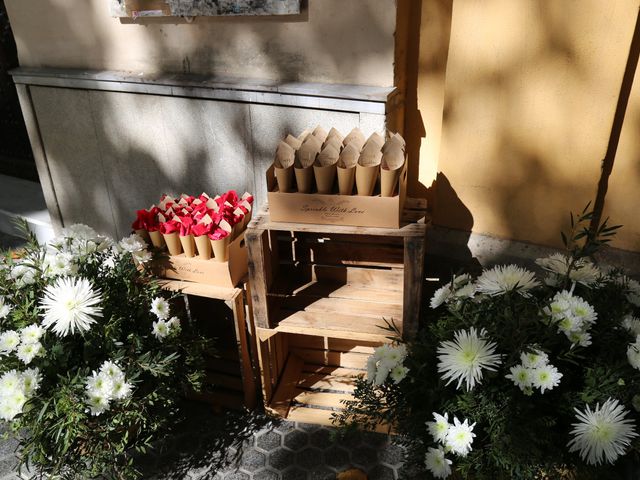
{"left": 429, "top": 1, "right": 640, "bottom": 250}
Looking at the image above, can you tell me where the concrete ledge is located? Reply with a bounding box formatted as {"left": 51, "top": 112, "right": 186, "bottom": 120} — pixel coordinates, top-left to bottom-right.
{"left": 428, "top": 225, "right": 640, "bottom": 275}
{"left": 10, "top": 68, "right": 396, "bottom": 115}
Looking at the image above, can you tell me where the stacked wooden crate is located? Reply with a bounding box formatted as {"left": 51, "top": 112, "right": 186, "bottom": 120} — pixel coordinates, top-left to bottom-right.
{"left": 246, "top": 198, "right": 428, "bottom": 427}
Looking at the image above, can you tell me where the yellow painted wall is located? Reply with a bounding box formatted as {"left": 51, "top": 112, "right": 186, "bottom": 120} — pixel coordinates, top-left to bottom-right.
{"left": 4, "top": 0, "right": 396, "bottom": 86}
{"left": 416, "top": 0, "right": 640, "bottom": 250}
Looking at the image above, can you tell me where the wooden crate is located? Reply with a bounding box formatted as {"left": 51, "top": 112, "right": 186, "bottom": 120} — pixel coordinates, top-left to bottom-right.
{"left": 245, "top": 198, "right": 428, "bottom": 424}
{"left": 161, "top": 280, "right": 258, "bottom": 410}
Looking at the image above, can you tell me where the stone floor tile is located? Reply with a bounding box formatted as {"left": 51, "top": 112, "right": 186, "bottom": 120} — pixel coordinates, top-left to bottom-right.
{"left": 256, "top": 430, "right": 282, "bottom": 452}
{"left": 309, "top": 429, "right": 332, "bottom": 450}
{"left": 268, "top": 447, "right": 295, "bottom": 470}
{"left": 368, "top": 464, "right": 396, "bottom": 480}
{"left": 239, "top": 449, "right": 266, "bottom": 472}
{"left": 378, "top": 442, "right": 404, "bottom": 468}
{"left": 283, "top": 430, "right": 309, "bottom": 451}
{"left": 295, "top": 447, "right": 323, "bottom": 469}
{"left": 253, "top": 468, "right": 282, "bottom": 480}
{"left": 351, "top": 446, "right": 377, "bottom": 469}
{"left": 323, "top": 446, "right": 350, "bottom": 471}
{"left": 281, "top": 467, "right": 307, "bottom": 480}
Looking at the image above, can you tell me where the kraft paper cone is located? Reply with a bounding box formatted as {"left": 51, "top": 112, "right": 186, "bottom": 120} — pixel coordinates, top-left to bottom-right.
{"left": 382, "top": 133, "right": 406, "bottom": 154}
{"left": 364, "top": 131, "right": 385, "bottom": 149}
{"left": 356, "top": 164, "right": 379, "bottom": 196}
{"left": 323, "top": 135, "right": 342, "bottom": 152}
{"left": 275, "top": 166, "right": 294, "bottom": 192}
{"left": 337, "top": 143, "right": 359, "bottom": 169}
{"left": 295, "top": 135, "right": 321, "bottom": 168}
{"left": 194, "top": 235, "right": 212, "bottom": 260}
{"left": 179, "top": 234, "right": 197, "bottom": 258}
{"left": 337, "top": 166, "right": 356, "bottom": 195}
{"left": 312, "top": 125, "right": 328, "bottom": 143}
{"left": 314, "top": 165, "right": 337, "bottom": 194}
{"left": 210, "top": 236, "right": 230, "bottom": 262}
{"left": 163, "top": 232, "right": 182, "bottom": 255}
{"left": 149, "top": 230, "right": 165, "bottom": 248}
{"left": 380, "top": 147, "right": 405, "bottom": 197}
{"left": 284, "top": 134, "right": 302, "bottom": 150}
{"left": 294, "top": 166, "right": 314, "bottom": 193}
{"left": 343, "top": 127, "right": 366, "bottom": 151}
{"left": 326, "top": 127, "right": 343, "bottom": 143}
{"left": 134, "top": 229, "right": 151, "bottom": 245}
{"left": 297, "top": 128, "right": 311, "bottom": 142}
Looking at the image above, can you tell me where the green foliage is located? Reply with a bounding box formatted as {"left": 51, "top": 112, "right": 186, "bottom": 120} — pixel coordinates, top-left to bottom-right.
{"left": 0, "top": 226, "right": 213, "bottom": 479}
{"left": 335, "top": 207, "right": 640, "bottom": 479}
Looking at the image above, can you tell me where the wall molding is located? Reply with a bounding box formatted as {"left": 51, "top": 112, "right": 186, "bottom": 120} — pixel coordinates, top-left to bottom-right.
{"left": 10, "top": 68, "right": 397, "bottom": 115}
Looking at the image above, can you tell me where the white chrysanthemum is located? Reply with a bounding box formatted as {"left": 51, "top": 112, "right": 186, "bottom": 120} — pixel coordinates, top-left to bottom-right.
{"left": 132, "top": 250, "right": 152, "bottom": 264}
{"left": 627, "top": 338, "right": 640, "bottom": 370}
{"left": 118, "top": 234, "right": 147, "bottom": 253}
{"left": 86, "top": 371, "right": 114, "bottom": 399}
{"left": 506, "top": 365, "right": 533, "bottom": 392}
{"left": 390, "top": 365, "right": 409, "bottom": 384}
{"left": 40, "top": 277, "right": 103, "bottom": 337}
{"left": 111, "top": 379, "right": 132, "bottom": 400}
{"left": 453, "top": 282, "right": 476, "bottom": 299}
{"left": 622, "top": 315, "right": 640, "bottom": 337}
{"left": 427, "top": 412, "right": 450, "bottom": 444}
{"left": 424, "top": 446, "right": 452, "bottom": 479}
{"left": 16, "top": 341, "right": 42, "bottom": 365}
{"left": 0, "top": 297, "right": 11, "bottom": 319}
{"left": 167, "top": 316, "right": 181, "bottom": 330}
{"left": 568, "top": 398, "right": 638, "bottom": 465}
{"left": 99, "top": 361, "right": 124, "bottom": 381}
{"left": 445, "top": 416, "right": 476, "bottom": 457}
{"left": 532, "top": 365, "right": 562, "bottom": 394}
{"left": 43, "top": 252, "right": 77, "bottom": 278}
{"left": 367, "top": 344, "right": 408, "bottom": 385}
{"left": 21, "top": 368, "right": 41, "bottom": 396}
{"left": 86, "top": 393, "right": 110, "bottom": 416}
{"left": 546, "top": 290, "right": 597, "bottom": 347}
{"left": 61, "top": 224, "right": 100, "bottom": 240}
{"left": 520, "top": 349, "right": 549, "bottom": 369}
{"left": 475, "top": 265, "right": 540, "bottom": 297}
{"left": 152, "top": 319, "right": 170, "bottom": 340}
{"left": 0, "top": 390, "right": 26, "bottom": 421}
{"left": 10, "top": 264, "right": 37, "bottom": 287}
{"left": 0, "top": 330, "right": 21, "bottom": 355}
{"left": 536, "top": 253, "right": 601, "bottom": 287}
{"left": 430, "top": 285, "right": 451, "bottom": 309}
{"left": 0, "top": 370, "right": 23, "bottom": 395}
{"left": 20, "top": 324, "right": 44, "bottom": 345}
{"left": 150, "top": 297, "right": 170, "bottom": 320}
{"left": 437, "top": 327, "right": 502, "bottom": 391}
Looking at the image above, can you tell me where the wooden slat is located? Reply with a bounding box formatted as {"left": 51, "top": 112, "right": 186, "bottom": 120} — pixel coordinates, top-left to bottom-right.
{"left": 275, "top": 311, "right": 394, "bottom": 343}
{"left": 246, "top": 229, "right": 270, "bottom": 329}
{"left": 253, "top": 211, "right": 426, "bottom": 238}
{"left": 291, "top": 348, "right": 371, "bottom": 369}
{"left": 293, "top": 389, "right": 353, "bottom": 408}
{"left": 287, "top": 334, "right": 381, "bottom": 353}
{"left": 293, "top": 241, "right": 404, "bottom": 268}
{"left": 231, "top": 289, "right": 257, "bottom": 410}
{"left": 297, "top": 373, "right": 357, "bottom": 392}
{"left": 302, "top": 365, "right": 366, "bottom": 377}
{"left": 286, "top": 405, "right": 391, "bottom": 434}
{"left": 159, "top": 280, "right": 238, "bottom": 301}
{"left": 256, "top": 335, "right": 275, "bottom": 403}
{"left": 402, "top": 235, "right": 425, "bottom": 341}
{"left": 312, "top": 265, "right": 404, "bottom": 290}
{"left": 270, "top": 279, "right": 403, "bottom": 305}
{"left": 405, "top": 197, "right": 427, "bottom": 210}
{"left": 268, "top": 354, "right": 304, "bottom": 417}
{"left": 279, "top": 296, "right": 402, "bottom": 320}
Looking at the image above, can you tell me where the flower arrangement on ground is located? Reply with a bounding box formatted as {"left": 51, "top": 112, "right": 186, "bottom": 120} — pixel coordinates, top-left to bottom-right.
{"left": 0, "top": 222, "right": 212, "bottom": 479}
{"left": 335, "top": 208, "right": 640, "bottom": 479}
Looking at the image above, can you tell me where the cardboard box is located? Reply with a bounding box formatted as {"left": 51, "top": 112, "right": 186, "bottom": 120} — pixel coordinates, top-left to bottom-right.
{"left": 266, "top": 164, "right": 407, "bottom": 228}
{"left": 152, "top": 233, "right": 248, "bottom": 288}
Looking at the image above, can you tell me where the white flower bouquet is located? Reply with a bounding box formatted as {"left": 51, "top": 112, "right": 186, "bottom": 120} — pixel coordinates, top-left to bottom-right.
{"left": 335, "top": 209, "right": 640, "bottom": 479}
{"left": 0, "top": 222, "right": 211, "bottom": 479}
